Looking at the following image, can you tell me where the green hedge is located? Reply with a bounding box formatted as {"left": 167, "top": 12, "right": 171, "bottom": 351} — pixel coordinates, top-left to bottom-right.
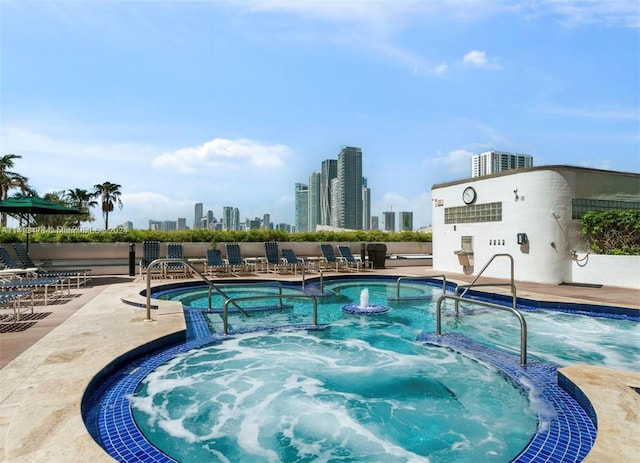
{"left": 0, "top": 228, "right": 432, "bottom": 244}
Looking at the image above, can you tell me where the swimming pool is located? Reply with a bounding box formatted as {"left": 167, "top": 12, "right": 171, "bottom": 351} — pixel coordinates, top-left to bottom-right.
{"left": 83, "top": 276, "right": 638, "bottom": 462}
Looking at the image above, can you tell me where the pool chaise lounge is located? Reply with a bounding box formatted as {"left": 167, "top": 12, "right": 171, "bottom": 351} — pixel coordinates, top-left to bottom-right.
{"left": 319, "top": 243, "right": 350, "bottom": 272}
{"left": 263, "top": 241, "right": 295, "bottom": 274}
{"left": 338, "top": 245, "right": 363, "bottom": 271}
{"left": 0, "top": 275, "right": 68, "bottom": 306}
{"left": 0, "top": 289, "right": 34, "bottom": 322}
{"left": 4, "top": 244, "right": 91, "bottom": 288}
{"left": 225, "top": 243, "right": 255, "bottom": 275}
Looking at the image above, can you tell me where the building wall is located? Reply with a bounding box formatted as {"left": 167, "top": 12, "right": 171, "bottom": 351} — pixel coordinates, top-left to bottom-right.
{"left": 432, "top": 166, "right": 640, "bottom": 286}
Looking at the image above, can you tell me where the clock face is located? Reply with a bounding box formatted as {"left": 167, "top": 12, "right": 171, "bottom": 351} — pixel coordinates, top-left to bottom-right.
{"left": 462, "top": 186, "right": 477, "bottom": 204}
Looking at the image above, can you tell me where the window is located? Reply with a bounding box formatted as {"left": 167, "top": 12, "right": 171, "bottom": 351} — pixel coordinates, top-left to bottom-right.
{"left": 572, "top": 198, "right": 640, "bottom": 219}
{"left": 444, "top": 202, "right": 502, "bottom": 224}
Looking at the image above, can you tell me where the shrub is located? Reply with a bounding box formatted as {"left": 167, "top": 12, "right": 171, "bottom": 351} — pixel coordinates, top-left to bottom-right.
{"left": 581, "top": 209, "right": 640, "bottom": 255}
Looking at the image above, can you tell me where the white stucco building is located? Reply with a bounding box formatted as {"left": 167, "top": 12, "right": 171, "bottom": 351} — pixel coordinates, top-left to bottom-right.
{"left": 431, "top": 165, "right": 640, "bottom": 288}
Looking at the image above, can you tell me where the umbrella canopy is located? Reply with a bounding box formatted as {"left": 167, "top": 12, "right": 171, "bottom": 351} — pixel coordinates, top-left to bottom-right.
{"left": 0, "top": 197, "right": 84, "bottom": 252}
{"left": 0, "top": 197, "right": 83, "bottom": 215}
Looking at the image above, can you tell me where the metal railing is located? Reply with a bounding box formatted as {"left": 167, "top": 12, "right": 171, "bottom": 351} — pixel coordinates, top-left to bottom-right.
{"left": 216, "top": 281, "right": 285, "bottom": 308}
{"left": 436, "top": 294, "right": 528, "bottom": 365}
{"left": 455, "top": 253, "right": 516, "bottom": 314}
{"left": 395, "top": 275, "right": 447, "bottom": 299}
{"left": 302, "top": 267, "right": 324, "bottom": 293}
{"left": 145, "top": 258, "right": 249, "bottom": 321}
{"left": 222, "top": 294, "right": 319, "bottom": 335}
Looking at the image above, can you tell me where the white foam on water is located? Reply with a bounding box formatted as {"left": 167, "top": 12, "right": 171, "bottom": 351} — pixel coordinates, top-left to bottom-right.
{"left": 131, "top": 326, "right": 535, "bottom": 462}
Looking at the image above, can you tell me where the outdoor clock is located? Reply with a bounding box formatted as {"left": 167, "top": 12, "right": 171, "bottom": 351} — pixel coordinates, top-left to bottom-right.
{"left": 462, "top": 186, "right": 477, "bottom": 204}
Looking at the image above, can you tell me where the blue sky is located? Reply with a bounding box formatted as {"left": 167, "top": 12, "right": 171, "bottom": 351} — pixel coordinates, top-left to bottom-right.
{"left": 1, "top": 0, "right": 638, "bottom": 230}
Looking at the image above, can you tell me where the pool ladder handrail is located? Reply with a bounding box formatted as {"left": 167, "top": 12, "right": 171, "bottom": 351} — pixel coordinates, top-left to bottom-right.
{"left": 455, "top": 253, "right": 517, "bottom": 315}
{"left": 145, "top": 258, "right": 249, "bottom": 321}
{"left": 435, "top": 294, "right": 528, "bottom": 365}
{"left": 222, "top": 294, "right": 319, "bottom": 335}
{"left": 301, "top": 266, "right": 324, "bottom": 294}
{"left": 215, "top": 281, "right": 285, "bottom": 308}
{"left": 396, "top": 275, "right": 447, "bottom": 299}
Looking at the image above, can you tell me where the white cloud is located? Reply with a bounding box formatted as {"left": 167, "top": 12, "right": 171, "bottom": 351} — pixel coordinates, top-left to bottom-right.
{"left": 432, "top": 63, "right": 449, "bottom": 74}
{"left": 153, "top": 138, "right": 292, "bottom": 173}
{"left": 431, "top": 149, "right": 475, "bottom": 176}
{"left": 463, "top": 50, "right": 487, "bottom": 67}
{"left": 462, "top": 49, "right": 502, "bottom": 69}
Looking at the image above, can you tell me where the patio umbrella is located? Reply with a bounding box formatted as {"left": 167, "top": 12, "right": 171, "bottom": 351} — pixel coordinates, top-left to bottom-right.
{"left": 0, "top": 197, "right": 83, "bottom": 252}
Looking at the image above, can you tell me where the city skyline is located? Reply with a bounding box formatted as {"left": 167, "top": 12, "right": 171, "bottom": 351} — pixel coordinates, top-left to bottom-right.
{"left": 2, "top": 1, "right": 638, "bottom": 230}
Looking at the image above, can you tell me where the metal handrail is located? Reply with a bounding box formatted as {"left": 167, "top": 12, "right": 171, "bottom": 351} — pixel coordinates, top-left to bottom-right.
{"left": 145, "top": 258, "right": 249, "bottom": 321}
{"left": 436, "top": 294, "right": 528, "bottom": 365}
{"left": 301, "top": 267, "right": 324, "bottom": 294}
{"left": 454, "top": 282, "right": 517, "bottom": 316}
{"left": 222, "top": 294, "right": 319, "bottom": 335}
{"left": 396, "top": 275, "right": 447, "bottom": 299}
{"left": 459, "top": 253, "right": 514, "bottom": 299}
{"left": 455, "top": 253, "right": 515, "bottom": 314}
{"left": 217, "top": 281, "right": 284, "bottom": 308}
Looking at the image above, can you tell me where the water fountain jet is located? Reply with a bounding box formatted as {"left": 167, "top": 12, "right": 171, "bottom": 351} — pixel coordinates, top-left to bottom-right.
{"left": 342, "top": 288, "right": 389, "bottom": 315}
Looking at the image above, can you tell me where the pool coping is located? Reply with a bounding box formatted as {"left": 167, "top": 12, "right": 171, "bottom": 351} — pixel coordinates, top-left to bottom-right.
{"left": 0, "top": 276, "right": 638, "bottom": 462}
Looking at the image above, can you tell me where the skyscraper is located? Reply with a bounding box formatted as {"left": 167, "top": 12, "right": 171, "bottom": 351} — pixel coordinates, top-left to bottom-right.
{"left": 383, "top": 211, "right": 395, "bottom": 232}
{"left": 193, "top": 203, "right": 203, "bottom": 229}
{"left": 336, "top": 146, "right": 363, "bottom": 229}
{"left": 399, "top": 211, "right": 413, "bottom": 231}
{"left": 362, "top": 177, "right": 371, "bottom": 231}
{"left": 308, "top": 171, "right": 321, "bottom": 232}
{"left": 472, "top": 151, "right": 533, "bottom": 177}
{"left": 222, "top": 206, "right": 240, "bottom": 231}
{"left": 295, "top": 183, "right": 309, "bottom": 232}
{"left": 320, "top": 159, "right": 337, "bottom": 225}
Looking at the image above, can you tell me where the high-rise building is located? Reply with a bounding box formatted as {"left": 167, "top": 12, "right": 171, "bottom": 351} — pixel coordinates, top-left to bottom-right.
{"left": 263, "top": 213, "right": 271, "bottom": 230}
{"left": 330, "top": 178, "right": 340, "bottom": 228}
{"left": 362, "top": 177, "right": 371, "bottom": 231}
{"left": 206, "top": 210, "right": 216, "bottom": 229}
{"left": 336, "top": 146, "right": 363, "bottom": 229}
{"left": 370, "top": 216, "right": 379, "bottom": 230}
{"left": 295, "top": 183, "right": 309, "bottom": 232}
{"left": 162, "top": 220, "right": 177, "bottom": 232}
{"left": 472, "top": 151, "right": 533, "bottom": 177}
{"left": 193, "top": 203, "right": 203, "bottom": 229}
{"left": 248, "top": 217, "right": 261, "bottom": 229}
{"left": 399, "top": 211, "right": 413, "bottom": 231}
{"left": 177, "top": 218, "right": 187, "bottom": 230}
{"left": 222, "top": 206, "right": 240, "bottom": 231}
{"left": 308, "top": 171, "right": 321, "bottom": 232}
{"left": 320, "top": 159, "right": 337, "bottom": 225}
{"left": 383, "top": 211, "right": 395, "bottom": 232}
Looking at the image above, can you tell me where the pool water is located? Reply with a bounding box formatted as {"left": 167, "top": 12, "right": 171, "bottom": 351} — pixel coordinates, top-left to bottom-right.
{"left": 123, "top": 279, "right": 637, "bottom": 462}
{"left": 157, "top": 280, "right": 640, "bottom": 372}
{"left": 129, "top": 329, "right": 535, "bottom": 462}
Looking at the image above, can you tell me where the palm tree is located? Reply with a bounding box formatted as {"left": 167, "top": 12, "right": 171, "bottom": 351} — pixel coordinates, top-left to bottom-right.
{"left": 64, "top": 188, "right": 98, "bottom": 226}
{"left": 92, "top": 182, "right": 123, "bottom": 230}
{"left": 0, "top": 154, "right": 30, "bottom": 227}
